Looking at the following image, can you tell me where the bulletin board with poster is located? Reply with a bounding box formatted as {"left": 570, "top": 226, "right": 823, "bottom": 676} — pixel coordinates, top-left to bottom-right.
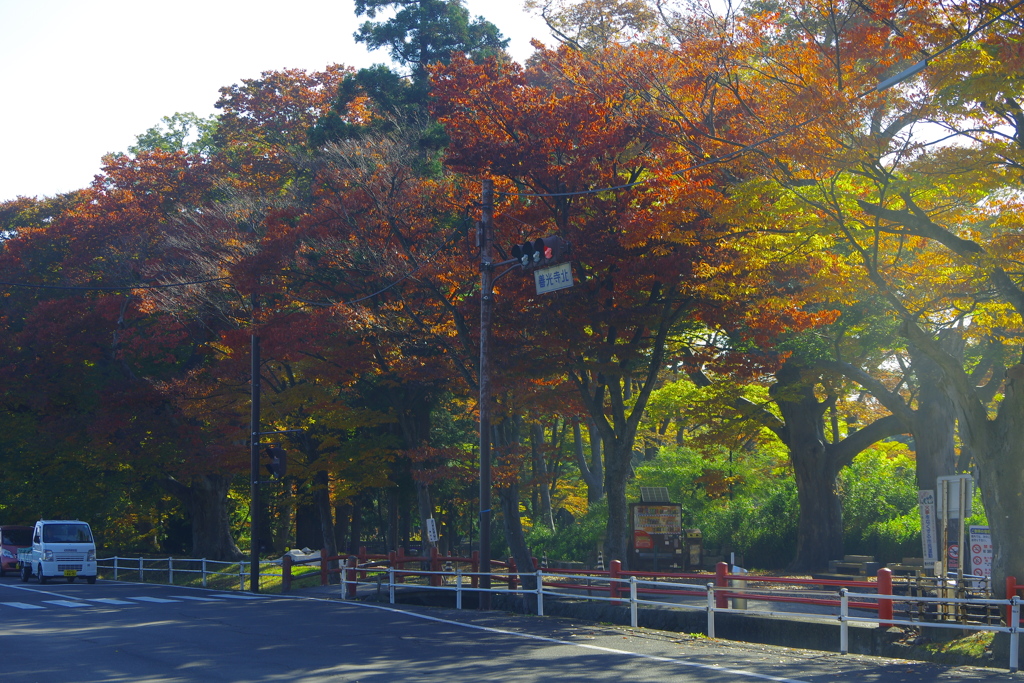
{"left": 630, "top": 503, "right": 683, "bottom": 571}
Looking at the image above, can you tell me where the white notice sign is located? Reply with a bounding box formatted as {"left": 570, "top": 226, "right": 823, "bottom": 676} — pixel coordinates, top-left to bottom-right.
{"left": 534, "top": 262, "right": 574, "bottom": 294}
{"left": 918, "top": 490, "right": 938, "bottom": 564}
{"left": 969, "top": 525, "right": 992, "bottom": 579}
{"left": 426, "top": 518, "right": 439, "bottom": 543}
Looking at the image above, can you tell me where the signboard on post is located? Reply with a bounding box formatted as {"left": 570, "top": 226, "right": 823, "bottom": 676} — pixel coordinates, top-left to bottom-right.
{"left": 969, "top": 525, "right": 993, "bottom": 580}
{"left": 534, "top": 262, "right": 574, "bottom": 294}
{"left": 918, "top": 490, "right": 938, "bottom": 564}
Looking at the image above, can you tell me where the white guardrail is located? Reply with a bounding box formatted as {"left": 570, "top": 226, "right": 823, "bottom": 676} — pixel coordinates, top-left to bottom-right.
{"left": 97, "top": 556, "right": 286, "bottom": 591}
{"left": 97, "top": 557, "right": 1021, "bottom": 672}
{"left": 342, "top": 567, "right": 1021, "bottom": 673}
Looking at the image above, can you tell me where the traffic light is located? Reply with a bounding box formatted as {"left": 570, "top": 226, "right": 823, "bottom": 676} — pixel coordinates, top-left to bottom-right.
{"left": 265, "top": 445, "right": 287, "bottom": 479}
{"left": 510, "top": 236, "right": 568, "bottom": 271}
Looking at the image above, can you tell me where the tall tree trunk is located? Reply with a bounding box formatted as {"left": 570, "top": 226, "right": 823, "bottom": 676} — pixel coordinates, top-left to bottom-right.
{"left": 164, "top": 474, "right": 244, "bottom": 562}
{"left": 350, "top": 497, "right": 364, "bottom": 553}
{"left": 771, "top": 362, "right": 907, "bottom": 571}
{"left": 295, "top": 502, "right": 319, "bottom": 550}
{"left": 335, "top": 502, "right": 351, "bottom": 554}
{"left": 908, "top": 339, "right": 961, "bottom": 490}
{"left": 573, "top": 419, "right": 604, "bottom": 504}
{"left": 416, "top": 480, "right": 434, "bottom": 556}
{"left": 532, "top": 423, "right": 555, "bottom": 531}
{"left": 313, "top": 469, "right": 339, "bottom": 582}
{"left": 602, "top": 439, "right": 634, "bottom": 566}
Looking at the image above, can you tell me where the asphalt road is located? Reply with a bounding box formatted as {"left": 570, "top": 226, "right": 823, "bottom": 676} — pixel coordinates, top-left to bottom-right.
{"left": 0, "top": 578, "right": 1016, "bottom": 682}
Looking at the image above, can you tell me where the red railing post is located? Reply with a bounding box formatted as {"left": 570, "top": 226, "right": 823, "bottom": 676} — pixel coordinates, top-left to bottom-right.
{"left": 282, "top": 554, "right": 292, "bottom": 593}
{"left": 610, "top": 560, "right": 622, "bottom": 606}
{"left": 320, "top": 548, "right": 328, "bottom": 586}
{"left": 1007, "top": 576, "right": 1018, "bottom": 625}
{"left": 430, "top": 547, "right": 442, "bottom": 587}
{"left": 471, "top": 550, "right": 480, "bottom": 589}
{"left": 345, "top": 556, "right": 357, "bottom": 598}
{"left": 715, "top": 562, "right": 729, "bottom": 609}
{"left": 876, "top": 567, "right": 893, "bottom": 627}
{"left": 389, "top": 550, "right": 404, "bottom": 584}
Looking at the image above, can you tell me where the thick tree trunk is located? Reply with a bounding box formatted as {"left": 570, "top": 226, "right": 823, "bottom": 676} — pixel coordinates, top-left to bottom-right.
{"left": 313, "top": 469, "right": 340, "bottom": 582}
{"left": 350, "top": 498, "right": 364, "bottom": 553}
{"left": 789, "top": 446, "right": 844, "bottom": 571}
{"left": 164, "top": 474, "right": 244, "bottom": 562}
{"left": 908, "top": 342, "right": 959, "bottom": 490}
{"left": 415, "top": 480, "right": 433, "bottom": 556}
{"left": 573, "top": 419, "right": 604, "bottom": 504}
{"left": 532, "top": 423, "right": 555, "bottom": 531}
{"left": 499, "top": 480, "right": 537, "bottom": 594}
{"left": 603, "top": 441, "right": 633, "bottom": 568}
{"left": 295, "top": 503, "right": 319, "bottom": 550}
{"left": 335, "top": 502, "right": 352, "bottom": 554}
{"left": 771, "top": 365, "right": 842, "bottom": 571}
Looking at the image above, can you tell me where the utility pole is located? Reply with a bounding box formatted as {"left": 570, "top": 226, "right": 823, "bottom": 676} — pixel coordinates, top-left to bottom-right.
{"left": 478, "top": 179, "right": 494, "bottom": 609}
{"left": 249, "top": 292, "right": 261, "bottom": 593}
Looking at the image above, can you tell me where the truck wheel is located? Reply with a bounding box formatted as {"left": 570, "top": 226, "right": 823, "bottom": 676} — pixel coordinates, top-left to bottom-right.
{"left": 36, "top": 566, "right": 47, "bottom": 584}
{"left": 66, "top": 576, "right": 75, "bottom": 583}
{"left": 20, "top": 564, "right": 30, "bottom": 582}
{"left": 86, "top": 576, "right": 96, "bottom": 585}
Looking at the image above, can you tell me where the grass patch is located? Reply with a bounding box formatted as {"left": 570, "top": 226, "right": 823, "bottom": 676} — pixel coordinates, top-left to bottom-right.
{"left": 924, "top": 631, "right": 993, "bottom": 661}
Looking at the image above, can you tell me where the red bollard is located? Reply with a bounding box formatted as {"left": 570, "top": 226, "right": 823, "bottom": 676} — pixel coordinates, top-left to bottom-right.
{"left": 282, "top": 554, "right": 292, "bottom": 593}
{"left": 1007, "top": 576, "right": 1018, "bottom": 625}
{"left": 610, "top": 560, "right": 622, "bottom": 606}
{"left": 430, "top": 547, "right": 442, "bottom": 587}
{"left": 715, "top": 562, "right": 729, "bottom": 609}
{"left": 508, "top": 557, "right": 518, "bottom": 590}
{"left": 320, "top": 547, "right": 328, "bottom": 586}
{"left": 471, "top": 550, "right": 479, "bottom": 589}
{"left": 876, "top": 567, "right": 893, "bottom": 627}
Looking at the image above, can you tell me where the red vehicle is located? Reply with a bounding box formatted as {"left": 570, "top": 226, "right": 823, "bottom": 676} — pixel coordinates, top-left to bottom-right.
{"left": 0, "top": 526, "right": 33, "bottom": 577}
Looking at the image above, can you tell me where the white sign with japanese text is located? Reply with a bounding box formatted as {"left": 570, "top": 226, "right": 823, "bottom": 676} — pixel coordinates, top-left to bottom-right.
{"left": 969, "top": 525, "right": 992, "bottom": 579}
{"left": 918, "top": 490, "right": 938, "bottom": 564}
{"left": 534, "top": 262, "right": 574, "bottom": 294}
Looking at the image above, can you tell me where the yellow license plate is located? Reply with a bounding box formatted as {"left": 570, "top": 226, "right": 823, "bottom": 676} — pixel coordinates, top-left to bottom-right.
{"left": 63, "top": 569, "right": 77, "bottom": 577}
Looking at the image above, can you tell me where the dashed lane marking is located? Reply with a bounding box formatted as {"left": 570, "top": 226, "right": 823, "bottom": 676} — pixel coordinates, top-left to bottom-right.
{"left": 1, "top": 602, "right": 45, "bottom": 609}
{"left": 85, "top": 598, "right": 136, "bottom": 605}
{"left": 43, "top": 600, "right": 90, "bottom": 608}
{"left": 123, "top": 596, "right": 181, "bottom": 603}
{"left": 170, "top": 595, "right": 226, "bottom": 601}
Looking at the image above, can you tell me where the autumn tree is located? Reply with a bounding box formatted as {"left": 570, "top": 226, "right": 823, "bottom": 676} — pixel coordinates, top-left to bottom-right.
{"left": 430, "top": 40, "right": 832, "bottom": 566}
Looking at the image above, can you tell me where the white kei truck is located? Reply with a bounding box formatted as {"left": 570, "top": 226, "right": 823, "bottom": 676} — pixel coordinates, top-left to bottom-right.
{"left": 19, "top": 520, "right": 97, "bottom": 584}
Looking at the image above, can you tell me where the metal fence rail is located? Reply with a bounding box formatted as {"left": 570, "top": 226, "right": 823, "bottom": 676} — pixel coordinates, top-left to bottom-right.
{"left": 340, "top": 565, "right": 1021, "bottom": 673}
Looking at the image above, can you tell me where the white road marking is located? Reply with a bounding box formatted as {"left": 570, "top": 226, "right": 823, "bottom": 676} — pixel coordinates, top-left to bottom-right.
{"left": 211, "top": 593, "right": 269, "bottom": 600}
{"left": 43, "top": 600, "right": 90, "bottom": 608}
{"left": 317, "top": 599, "right": 814, "bottom": 683}
{"left": 169, "top": 595, "right": 225, "bottom": 601}
{"left": 1, "top": 602, "right": 45, "bottom": 609}
{"left": 86, "top": 598, "right": 135, "bottom": 605}
{"left": 124, "top": 596, "right": 180, "bottom": 603}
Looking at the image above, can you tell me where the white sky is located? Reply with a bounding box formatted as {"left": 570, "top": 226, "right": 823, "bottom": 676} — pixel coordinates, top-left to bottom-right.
{"left": 0, "top": 0, "right": 551, "bottom": 202}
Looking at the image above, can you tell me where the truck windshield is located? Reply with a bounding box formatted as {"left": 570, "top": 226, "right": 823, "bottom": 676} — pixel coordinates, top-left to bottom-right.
{"left": 42, "top": 524, "right": 93, "bottom": 543}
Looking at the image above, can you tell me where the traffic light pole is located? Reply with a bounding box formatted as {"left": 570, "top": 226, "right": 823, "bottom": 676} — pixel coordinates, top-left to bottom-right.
{"left": 249, "top": 292, "right": 261, "bottom": 593}
{"left": 478, "top": 179, "right": 494, "bottom": 609}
